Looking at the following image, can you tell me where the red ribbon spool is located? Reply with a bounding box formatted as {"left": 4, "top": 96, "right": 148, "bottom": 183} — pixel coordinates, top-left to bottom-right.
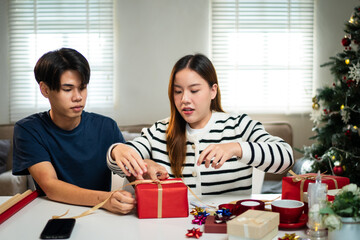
{"left": 233, "top": 199, "right": 265, "bottom": 215}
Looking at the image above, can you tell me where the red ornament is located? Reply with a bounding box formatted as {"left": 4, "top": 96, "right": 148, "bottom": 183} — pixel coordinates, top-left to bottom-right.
{"left": 333, "top": 166, "right": 344, "bottom": 175}
{"left": 342, "top": 37, "right": 351, "bottom": 46}
{"left": 186, "top": 228, "right": 203, "bottom": 239}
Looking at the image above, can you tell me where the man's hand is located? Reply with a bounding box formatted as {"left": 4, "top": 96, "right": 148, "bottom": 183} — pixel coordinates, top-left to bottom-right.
{"left": 111, "top": 143, "right": 148, "bottom": 177}
{"left": 102, "top": 190, "right": 136, "bottom": 214}
{"left": 29, "top": 162, "right": 136, "bottom": 215}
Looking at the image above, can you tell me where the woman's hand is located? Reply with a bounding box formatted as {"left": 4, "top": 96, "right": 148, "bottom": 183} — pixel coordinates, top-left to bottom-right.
{"left": 141, "top": 159, "right": 169, "bottom": 180}
{"left": 102, "top": 190, "right": 136, "bottom": 214}
{"left": 197, "top": 142, "right": 242, "bottom": 169}
{"left": 111, "top": 143, "right": 148, "bottom": 177}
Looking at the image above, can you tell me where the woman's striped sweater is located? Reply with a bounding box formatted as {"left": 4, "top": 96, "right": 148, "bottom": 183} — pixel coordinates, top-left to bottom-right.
{"left": 107, "top": 112, "right": 294, "bottom": 195}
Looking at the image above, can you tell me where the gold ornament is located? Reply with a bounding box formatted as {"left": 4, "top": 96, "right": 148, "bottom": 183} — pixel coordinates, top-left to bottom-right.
{"left": 312, "top": 103, "right": 319, "bottom": 110}
{"left": 332, "top": 156, "right": 336, "bottom": 161}
{"left": 312, "top": 96, "right": 318, "bottom": 103}
{"left": 340, "top": 105, "right": 345, "bottom": 110}
{"left": 343, "top": 165, "right": 346, "bottom": 171}
{"left": 354, "top": 126, "right": 358, "bottom": 129}
{"left": 349, "top": 15, "right": 354, "bottom": 24}
{"left": 345, "top": 59, "right": 350, "bottom": 65}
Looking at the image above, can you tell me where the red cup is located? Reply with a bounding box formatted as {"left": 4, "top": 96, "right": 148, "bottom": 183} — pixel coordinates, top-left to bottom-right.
{"left": 271, "top": 199, "right": 304, "bottom": 223}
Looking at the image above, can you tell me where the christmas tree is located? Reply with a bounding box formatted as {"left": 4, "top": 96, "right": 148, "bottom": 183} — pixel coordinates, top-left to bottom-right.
{"left": 303, "top": 6, "right": 360, "bottom": 186}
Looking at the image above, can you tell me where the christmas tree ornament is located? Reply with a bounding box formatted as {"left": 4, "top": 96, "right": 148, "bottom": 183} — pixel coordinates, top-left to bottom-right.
{"left": 340, "top": 107, "right": 350, "bottom": 123}
{"left": 349, "top": 15, "right": 354, "bottom": 24}
{"left": 312, "top": 96, "right": 317, "bottom": 103}
{"left": 333, "top": 166, "right": 344, "bottom": 175}
{"left": 342, "top": 36, "right": 351, "bottom": 46}
{"left": 348, "top": 62, "right": 360, "bottom": 84}
{"left": 310, "top": 109, "right": 322, "bottom": 126}
{"left": 312, "top": 103, "right": 319, "bottom": 110}
{"left": 345, "top": 58, "right": 350, "bottom": 64}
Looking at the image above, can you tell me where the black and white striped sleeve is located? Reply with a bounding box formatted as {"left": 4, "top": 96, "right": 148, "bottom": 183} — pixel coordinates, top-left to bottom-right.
{"left": 106, "top": 127, "right": 154, "bottom": 177}
{"left": 237, "top": 116, "right": 294, "bottom": 174}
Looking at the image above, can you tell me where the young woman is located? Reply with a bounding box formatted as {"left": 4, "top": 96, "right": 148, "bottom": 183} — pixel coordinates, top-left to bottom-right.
{"left": 107, "top": 54, "right": 294, "bottom": 195}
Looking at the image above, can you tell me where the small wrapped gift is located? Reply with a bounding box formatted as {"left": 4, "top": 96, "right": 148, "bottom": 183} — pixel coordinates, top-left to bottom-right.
{"left": 204, "top": 210, "right": 234, "bottom": 234}
{"left": 282, "top": 173, "right": 349, "bottom": 202}
{"left": 135, "top": 178, "right": 189, "bottom": 219}
{"left": 227, "top": 210, "right": 279, "bottom": 240}
{"left": 204, "top": 215, "right": 227, "bottom": 233}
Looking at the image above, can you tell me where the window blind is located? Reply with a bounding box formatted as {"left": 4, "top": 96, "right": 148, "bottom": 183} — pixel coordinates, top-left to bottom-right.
{"left": 8, "top": 0, "right": 114, "bottom": 122}
{"left": 211, "top": 0, "right": 314, "bottom": 114}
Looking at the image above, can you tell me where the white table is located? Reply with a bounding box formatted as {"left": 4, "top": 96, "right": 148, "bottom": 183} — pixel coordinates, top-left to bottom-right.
{"left": 0, "top": 194, "right": 308, "bottom": 240}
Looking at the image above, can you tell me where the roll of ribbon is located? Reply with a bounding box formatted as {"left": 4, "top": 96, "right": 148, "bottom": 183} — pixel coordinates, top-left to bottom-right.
{"left": 218, "top": 203, "right": 235, "bottom": 212}
{"left": 234, "top": 199, "right": 265, "bottom": 215}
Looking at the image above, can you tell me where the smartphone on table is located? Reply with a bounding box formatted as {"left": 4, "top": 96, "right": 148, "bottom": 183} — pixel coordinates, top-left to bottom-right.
{"left": 40, "top": 218, "right": 76, "bottom": 239}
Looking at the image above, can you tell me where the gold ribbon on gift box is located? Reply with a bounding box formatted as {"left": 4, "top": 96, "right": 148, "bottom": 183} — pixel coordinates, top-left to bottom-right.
{"left": 288, "top": 170, "right": 338, "bottom": 202}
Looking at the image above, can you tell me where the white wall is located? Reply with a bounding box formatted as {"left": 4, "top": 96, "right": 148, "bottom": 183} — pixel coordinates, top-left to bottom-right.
{"left": 0, "top": 0, "right": 359, "bottom": 159}
{"left": 113, "top": 0, "right": 210, "bottom": 125}
{"left": 314, "top": 0, "right": 360, "bottom": 90}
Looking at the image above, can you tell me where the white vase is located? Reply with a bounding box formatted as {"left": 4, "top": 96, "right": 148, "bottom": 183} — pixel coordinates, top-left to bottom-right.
{"left": 328, "top": 217, "right": 360, "bottom": 240}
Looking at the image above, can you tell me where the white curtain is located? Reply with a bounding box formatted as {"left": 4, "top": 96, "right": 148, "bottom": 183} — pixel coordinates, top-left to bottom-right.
{"left": 8, "top": 0, "right": 114, "bottom": 122}
{"left": 211, "top": 0, "right": 314, "bottom": 114}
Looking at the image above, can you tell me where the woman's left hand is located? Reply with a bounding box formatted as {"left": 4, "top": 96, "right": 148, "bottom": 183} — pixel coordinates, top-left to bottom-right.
{"left": 197, "top": 142, "right": 242, "bottom": 169}
{"left": 139, "top": 159, "right": 169, "bottom": 180}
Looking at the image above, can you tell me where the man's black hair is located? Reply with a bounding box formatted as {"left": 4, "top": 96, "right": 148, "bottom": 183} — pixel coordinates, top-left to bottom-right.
{"left": 34, "top": 48, "right": 90, "bottom": 91}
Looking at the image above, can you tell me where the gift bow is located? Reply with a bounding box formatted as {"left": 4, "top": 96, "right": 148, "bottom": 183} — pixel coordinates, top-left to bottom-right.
{"left": 214, "top": 208, "right": 235, "bottom": 223}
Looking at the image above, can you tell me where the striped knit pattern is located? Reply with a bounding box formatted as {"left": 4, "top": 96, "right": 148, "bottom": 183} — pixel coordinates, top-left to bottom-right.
{"left": 107, "top": 112, "right": 294, "bottom": 195}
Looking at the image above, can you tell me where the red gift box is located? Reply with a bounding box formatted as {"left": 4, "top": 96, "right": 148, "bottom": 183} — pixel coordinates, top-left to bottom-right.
{"left": 282, "top": 173, "right": 350, "bottom": 202}
{"left": 204, "top": 216, "right": 227, "bottom": 233}
{"left": 135, "top": 178, "right": 189, "bottom": 219}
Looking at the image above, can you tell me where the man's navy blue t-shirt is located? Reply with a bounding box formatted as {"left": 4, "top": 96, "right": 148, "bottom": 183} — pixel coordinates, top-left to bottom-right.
{"left": 12, "top": 111, "right": 124, "bottom": 192}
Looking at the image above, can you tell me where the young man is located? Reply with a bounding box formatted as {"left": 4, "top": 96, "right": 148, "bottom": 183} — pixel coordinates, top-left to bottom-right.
{"left": 12, "top": 48, "right": 135, "bottom": 214}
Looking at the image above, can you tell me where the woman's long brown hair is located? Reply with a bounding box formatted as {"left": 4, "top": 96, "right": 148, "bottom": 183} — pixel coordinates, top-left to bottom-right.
{"left": 166, "top": 54, "right": 224, "bottom": 177}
